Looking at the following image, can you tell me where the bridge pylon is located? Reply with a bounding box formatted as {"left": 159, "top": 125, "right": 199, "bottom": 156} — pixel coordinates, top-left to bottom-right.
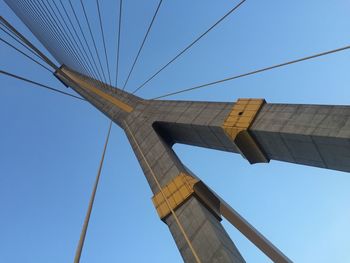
{"left": 59, "top": 65, "right": 350, "bottom": 262}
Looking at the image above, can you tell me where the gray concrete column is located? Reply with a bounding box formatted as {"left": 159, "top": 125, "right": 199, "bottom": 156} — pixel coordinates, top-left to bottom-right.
{"left": 123, "top": 117, "right": 245, "bottom": 263}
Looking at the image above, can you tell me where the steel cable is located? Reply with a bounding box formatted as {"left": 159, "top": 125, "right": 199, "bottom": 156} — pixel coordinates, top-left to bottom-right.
{"left": 122, "top": 0, "right": 163, "bottom": 90}
{"left": 67, "top": 0, "right": 106, "bottom": 88}
{"left": 153, "top": 44, "right": 350, "bottom": 99}
{"left": 21, "top": 0, "right": 79, "bottom": 70}
{"left": 0, "top": 70, "right": 85, "bottom": 101}
{"left": 0, "top": 11, "right": 58, "bottom": 70}
{"left": 43, "top": 0, "right": 89, "bottom": 75}
{"left": 0, "top": 37, "right": 52, "bottom": 73}
{"left": 115, "top": 0, "right": 123, "bottom": 87}
{"left": 59, "top": 0, "right": 100, "bottom": 83}
{"left": 96, "top": 0, "right": 112, "bottom": 86}
{"left": 80, "top": 0, "right": 109, "bottom": 88}
{"left": 52, "top": 0, "right": 96, "bottom": 80}
{"left": 0, "top": 24, "right": 47, "bottom": 64}
{"left": 73, "top": 121, "right": 112, "bottom": 263}
{"left": 35, "top": 0, "right": 82, "bottom": 71}
{"left": 132, "top": 0, "right": 246, "bottom": 94}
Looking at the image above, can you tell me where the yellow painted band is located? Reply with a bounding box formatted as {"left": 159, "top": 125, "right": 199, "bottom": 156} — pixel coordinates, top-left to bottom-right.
{"left": 152, "top": 173, "right": 198, "bottom": 219}
{"left": 62, "top": 68, "right": 133, "bottom": 113}
{"left": 82, "top": 83, "right": 133, "bottom": 113}
{"left": 222, "top": 98, "right": 269, "bottom": 164}
{"left": 222, "top": 98, "right": 265, "bottom": 139}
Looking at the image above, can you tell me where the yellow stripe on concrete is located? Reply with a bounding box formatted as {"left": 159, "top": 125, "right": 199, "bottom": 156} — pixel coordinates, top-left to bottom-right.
{"left": 222, "top": 98, "right": 269, "bottom": 164}
{"left": 62, "top": 68, "right": 133, "bottom": 113}
{"left": 152, "top": 173, "right": 198, "bottom": 220}
{"left": 222, "top": 98, "right": 265, "bottom": 139}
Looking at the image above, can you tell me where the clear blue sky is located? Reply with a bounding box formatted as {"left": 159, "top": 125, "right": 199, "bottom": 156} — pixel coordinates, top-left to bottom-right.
{"left": 1, "top": 0, "right": 350, "bottom": 262}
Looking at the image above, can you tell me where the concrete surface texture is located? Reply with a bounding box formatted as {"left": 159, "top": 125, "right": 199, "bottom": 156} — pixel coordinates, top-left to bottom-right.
{"left": 56, "top": 66, "right": 350, "bottom": 262}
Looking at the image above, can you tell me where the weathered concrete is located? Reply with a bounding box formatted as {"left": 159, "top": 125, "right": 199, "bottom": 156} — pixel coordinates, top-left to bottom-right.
{"left": 56, "top": 66, "right": 350, "bottom": 262}
{"left": 251, "top": 103, "right": 350, "bottom": 173}
{"left": 56, "top": 66, "right": 246, "bottom": 263}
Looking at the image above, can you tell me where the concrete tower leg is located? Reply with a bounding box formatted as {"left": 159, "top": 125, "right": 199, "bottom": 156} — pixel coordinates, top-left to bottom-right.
{"left": 123, "top": 123, "right": 245, "bottom": 263}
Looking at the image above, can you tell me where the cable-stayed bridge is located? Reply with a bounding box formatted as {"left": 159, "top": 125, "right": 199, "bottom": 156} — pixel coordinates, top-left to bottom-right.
{"left": 1, "top": 1, "right": 350, "bottom": 262}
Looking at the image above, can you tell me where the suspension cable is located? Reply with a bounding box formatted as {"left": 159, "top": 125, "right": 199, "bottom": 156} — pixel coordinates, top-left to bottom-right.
{"left": 80, "top": 0, "right": 108, "bottom": 87}
{"left": 34, "top": 0, "right": 82, "bottom": 71}
{"left": 16, "top": 0, "right": 64, "bottom": 66}
{"left": 152, "top": 44, "right": 350, "bottom": 99}
{"left": 132, "top": 0, "right": 246, "bottom": 94}
{"left": 67, "top": 0, "right": 105, "bottom": 87}
{"left": 0, "top": 70, "right": 85, "bottom": 101}
{"left": 83, "top": 1, "right": 112, "bottom": 93}
{"left": 0, "top": 25, "right": 47, "bottom": 64}
{"left": 0, "top": 37, "right": 52, "bottom": 73}
{"left": 59, "top": 1, "right": 97, "bottom": 83}
{"left": 42, "top": 0, "right": 89, "bottom": 76}
{"left": 58, "top": 0, "right": 100, "bottom": 83}
{"left": 115, "top": 0, "right": 123, "bottom": 87}
{"left": 52, "top": 0, "right": 95, "bottom": 79}
{"left": 79, "top": 0, "right": 110, "bottom": 92}
{"left": 96, "top": 0, "right": 112, "bottom": 86}
{"left": 122, "top": 0, "right": 163, "bottom": 90}
{"left": 20, "top": 0, "right": 75, "bottom": 68}
{"left": 0, "top": 14, "right": 58, "bottom": 70}
{"left": 74, "top": 121, "right": 112, "bottom": 263}
{"left": 23, "top": 0, "right": 80, "bottom": 71}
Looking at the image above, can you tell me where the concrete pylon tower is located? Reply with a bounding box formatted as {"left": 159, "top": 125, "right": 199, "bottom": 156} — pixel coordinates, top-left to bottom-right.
{"left": 55, "top": 65, "right": 350, "bottom": 262}
{"left": 56, "top": 65, "right": 248, "bottom": 263}
{"left": 3, "top": 0, "right": 350, "bottom": 261}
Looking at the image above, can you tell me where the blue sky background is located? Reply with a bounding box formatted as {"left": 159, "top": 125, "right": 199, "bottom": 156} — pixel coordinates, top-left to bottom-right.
{"left": 1, "top": 0, "right": 350, "bottom": 262}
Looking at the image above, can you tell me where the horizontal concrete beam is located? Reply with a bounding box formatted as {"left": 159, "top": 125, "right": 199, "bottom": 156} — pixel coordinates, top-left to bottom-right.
{"left": 251, "top": 103, "right": 350, "bottom": 173}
